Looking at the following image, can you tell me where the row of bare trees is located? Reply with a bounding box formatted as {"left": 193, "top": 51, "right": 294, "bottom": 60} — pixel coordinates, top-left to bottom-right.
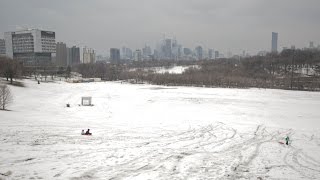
{"left": 0, "top": 56, "right": 23, "bottom": 84}
{"left": 1, "top": 49, "right": 319, "bottom": 91}
{"left": 118, "top": 49, "right": 320, "bottom": 90}
{"left": 68, "top": 49, "right": 320, "bottom": 91}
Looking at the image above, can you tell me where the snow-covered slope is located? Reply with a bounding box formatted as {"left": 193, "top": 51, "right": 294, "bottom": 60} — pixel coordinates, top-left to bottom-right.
{"left": 0, "top": 80, "right": 319, "bottom": 179}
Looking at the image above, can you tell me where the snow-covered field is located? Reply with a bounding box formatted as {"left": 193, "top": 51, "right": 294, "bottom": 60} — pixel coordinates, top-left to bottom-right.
{"left": 130, "top": 65, "right": 200, "bottom": 74}
{"left": 154, "top": 65, "right": 199, "bottom": 74}
{"left": 0, "top": 80, "right": 320, "bottom": 179}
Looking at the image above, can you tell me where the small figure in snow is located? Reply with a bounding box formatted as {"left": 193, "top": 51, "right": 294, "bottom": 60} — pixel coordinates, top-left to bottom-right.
{"left": 85, "top": 129, "right": 91, "bottom": 135}
{"left": 81, "top": 130, "right": 85, "bottom": 135}
{"left": 285, "top": 136, "right": 290, "bottom": 145}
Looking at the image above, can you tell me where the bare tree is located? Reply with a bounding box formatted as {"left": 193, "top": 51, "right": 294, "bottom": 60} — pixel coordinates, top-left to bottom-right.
{"left": 0, "top": 85, "right": 13, "bottom": 110}
{"left": 0, "top": 57, "right": 22, "bottom": 84}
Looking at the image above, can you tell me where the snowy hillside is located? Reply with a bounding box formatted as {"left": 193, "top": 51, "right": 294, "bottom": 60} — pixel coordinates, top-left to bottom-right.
{"left": 0, "top": 80, "right": 320, "bottom": 179}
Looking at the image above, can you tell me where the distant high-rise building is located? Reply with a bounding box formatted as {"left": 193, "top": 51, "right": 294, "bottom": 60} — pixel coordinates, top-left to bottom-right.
{"left": 183, "top": 48, "right": 192, "bottom": 56}
{"left": 153, "top": 49, "right": 159, "bottom": 60}
{"left": 271, "top": 32, "right": 278, "bottom": 53}
{"left": 164, "top": 39, "right": 172, "bottom": 59}
{"left": 135, "top": 49, "right": 142, "bottom": 61}
{"left": 142, "top": 45, "right": 152, "bottom": 58}
{"left": 121, "top": 46, "right": 133, "bottom": 60}
{"left": 172, "top": 41, "right": 182, "bottom": 60}
{"left": 83, "top": 47, "right": 95, "bottom": 64}
{"left": 121, "top": 46, "right": 126, "bottom": 59}
{"left": 56, "top": 42, "right": 67, "bottom": 67}
{"left": 309, "top": 41, "right": 314, "bottom": 49}
{"left": 110, "top": 48, "right": 120, "bottom": 63}
{"left": 208, "top": 49, "right": 214, "bottom": 59}
{"left": 171, "top": 39, "right": 179, "bottom": 59}
{"left": 177, "top": 45, "right": 183, "bottom": 59}
{"left": 67, "top": 46, "right": 80, "bottom": 66}
{"left": 195, "top": 46, "right": 203, "bottom": 60}
{"left": 0, "top": 39, "right": 5, "bottom": 55}
{"left": 126, "top": 48, "right": 133, "bottom": 60}
{"left": 242, "top": 50, "right": 246, "bottom": 57}
{"left": 4, "top": 29, "right": 56, "bottom": 66}
{"left": 215, "top": 51, "right": 220, "bottom": 59}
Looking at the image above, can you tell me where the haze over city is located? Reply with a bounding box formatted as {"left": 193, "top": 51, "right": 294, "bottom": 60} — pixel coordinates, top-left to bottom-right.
{"left": 1, "top": 0, "right": 320, "bottom": 55}
{"left": 1, "top": 0, "right": 320, "bottom": 179}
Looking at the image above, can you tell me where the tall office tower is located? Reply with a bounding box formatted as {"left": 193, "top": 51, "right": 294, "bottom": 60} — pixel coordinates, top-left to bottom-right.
{"left": 67, "top": 46, "right": 80, "bottom": 66}
{"left": 153, "top": 49, "right": 159, "bottom": 60}
{"left": 110, "top": 48, "right": 120, "bottom": 63}
{"left": 90, "top": 49, "right": 95, "bottom": 63}
{"left": 56, "top": 42, "right": 67, "bottom": 67}
{"left": 195, "top": 46, "right": 203, "bottom": 60}
{"left": 177, "top": 45, "right": 182, "bottom": 60}
{"left": 121, "top": 46, "right": 126, "bottom": 59}
{"left": 134, "top": 49, "right": 142, "bottom": 61}
{"left": 171, "top": 39, "right": 178, "bottom": 59}
{"left": 126, "top": 48, "right": 133, "bottom": 60}
{"left": 120, "top": 46, "right": 127, "bottom": 59}
{"left": 142, "top": 45, "right": 152, "bottom": 58}
{"left": 4, "top": 29, "right": 56, "bottom": 66}
{"left": 309, "top": 41, "right": 314, "bottom": 49}
{"left": 215, "top": 51, "right": 220, "bottom": 59}
{"left": 208, "top": 49, "right": 214, "bottom": 59}
{"left": 183, "top": 48, "right": 192, "bottom": 56}
{"left": 171, "top": 39, "right": 182, "bottom": 60}
{"left": 121, "top": 47, "right": 133, "bottom": 60}
{"left": 271, "top": 32, "right": 278, "bottom": 53}
{"left": 164, "top": 39, "right": 172, "bottom": 59}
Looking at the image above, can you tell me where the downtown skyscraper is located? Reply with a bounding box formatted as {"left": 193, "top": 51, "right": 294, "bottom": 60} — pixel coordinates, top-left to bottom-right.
{"left": 272, "top": 32, "right": 278, "bottom": 53}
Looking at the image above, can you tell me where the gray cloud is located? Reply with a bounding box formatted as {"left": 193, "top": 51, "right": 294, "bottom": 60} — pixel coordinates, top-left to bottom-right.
{"left": 0, "top": 0, "right": 319, "bottom": 55}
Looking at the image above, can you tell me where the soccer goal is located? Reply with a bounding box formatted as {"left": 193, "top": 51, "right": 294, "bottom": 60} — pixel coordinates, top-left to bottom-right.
{"left": 81, "top": 97, "right": 92, "bottom": 106}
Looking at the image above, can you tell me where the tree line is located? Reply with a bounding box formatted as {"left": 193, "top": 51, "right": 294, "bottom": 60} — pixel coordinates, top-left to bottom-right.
{"left": 1, "top": 49, "right": 319, "bottom": 91}
{"left": 118, "top": 49, "right": 320, "bottom": 91}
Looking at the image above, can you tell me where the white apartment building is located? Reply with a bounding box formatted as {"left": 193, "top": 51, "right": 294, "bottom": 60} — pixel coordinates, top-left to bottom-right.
{"left": 83, "top": 47, "right": 95, "bottom": 64}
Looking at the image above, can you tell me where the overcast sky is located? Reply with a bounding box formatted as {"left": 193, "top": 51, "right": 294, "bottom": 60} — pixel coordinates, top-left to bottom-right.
{"left": 0, "top": 0, "right": 320, "bottom": 55}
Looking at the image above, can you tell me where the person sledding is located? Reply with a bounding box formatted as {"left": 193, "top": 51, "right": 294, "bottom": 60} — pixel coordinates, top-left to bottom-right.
{"left": 81, "top": 129, "right": 92, "bottom": 135}
{"left": 85, "top": 129, "right": 92, "bottom": 135}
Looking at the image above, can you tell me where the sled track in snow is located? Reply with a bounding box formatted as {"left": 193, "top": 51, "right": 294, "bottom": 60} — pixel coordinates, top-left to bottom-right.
{"left": 1, "top": 122, "right": 320, "bottom": 179}
{"left": 284, "top": 147, "right": 320, "bottom": 179}
{"left": 87, "top": 122, "right": 240, "bottom": 179}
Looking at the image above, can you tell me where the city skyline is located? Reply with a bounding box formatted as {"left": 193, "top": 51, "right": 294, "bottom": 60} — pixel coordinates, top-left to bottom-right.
{"left": 1, "top": 0, "right": 320, "bottom": 55}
